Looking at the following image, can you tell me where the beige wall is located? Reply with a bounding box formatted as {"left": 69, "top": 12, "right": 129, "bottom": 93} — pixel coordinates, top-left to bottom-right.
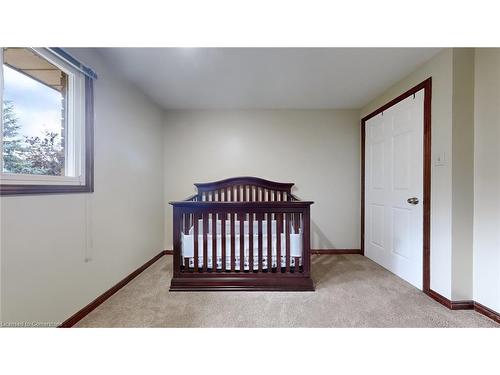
{"left": 361, "top": 49, "right": 455, "bottom": 298}
{"left": 473, "top": 48, "right": 500, "bottom": 313}
{"left": 163, "top": 109, "right": 360, "bottom": 251}
{"left": 451, "top": 49, "right": 475, "bottom": 300}
{"left": 0, "top": 49, "right": 165, "bottom": 324}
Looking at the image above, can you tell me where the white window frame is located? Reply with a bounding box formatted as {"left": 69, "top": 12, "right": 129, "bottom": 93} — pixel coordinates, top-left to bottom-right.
{"left": 0, "top": 48, "right": 87, "bottom": 186}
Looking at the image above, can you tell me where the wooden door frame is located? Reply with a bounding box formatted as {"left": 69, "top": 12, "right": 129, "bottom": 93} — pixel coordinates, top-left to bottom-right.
{"left": 360, "top": 77, "right": 432, "bottom": 292}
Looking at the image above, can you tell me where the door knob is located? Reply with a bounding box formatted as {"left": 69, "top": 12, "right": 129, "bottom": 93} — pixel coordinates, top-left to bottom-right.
{"left": 407, "top": 197, "right": 419, "bottom": 205}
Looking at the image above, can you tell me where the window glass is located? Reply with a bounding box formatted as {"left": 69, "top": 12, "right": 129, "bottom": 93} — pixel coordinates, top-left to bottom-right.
{"left": 2, "top": 47, "right": 68, "bottom": 176}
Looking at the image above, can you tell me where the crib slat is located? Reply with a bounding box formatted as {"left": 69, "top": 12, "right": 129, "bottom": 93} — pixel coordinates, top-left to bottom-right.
{"left": 184, "top": 213, "right": 190, "bottom": 234}
{"left": 285, "top": 213, "right": 291, "bottom": 273}
{"left": 257, "top": 214, "right": 263, "bottom": 272}
{"left": 184, "top": 257, "right": 190, "bottom": 272}
{"left": 243, "top": 185, "right": 248, "bottom": 201}
{"left": 230, "top": 213, "right": 235, "bottom": 272}
{"left": 276, "top": 213, "right": 282, "bottom": 273}
{"left": 267, "top": 214, "right": 272, "bottom": 272}
{"left": 293, "top": 213, "right": 299, "bottom": 234}
{"left": 249, "top": 213, "right": 254, "bottom": 271}
{"left": 212, "top": 213, "right": 217, "bottom": 271}
{"left": 222, "top": 214, "right": 226, "bottom": 271}
{"left": 194, "top": 213, "right": 199, "bottom": 272}
{"left": 203, "top": 213, "right": 208, "bottom": 272}
{"left": 236, "top": 185, "right": 240, "bottom": 202}
{"left": 239, "top": 215, "right": 245, "bottom": 271}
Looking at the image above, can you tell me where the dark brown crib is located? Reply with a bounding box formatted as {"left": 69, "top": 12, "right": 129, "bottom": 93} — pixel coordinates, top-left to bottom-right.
{"left": 169, "top": 177, "right": 314, "bottom": 291}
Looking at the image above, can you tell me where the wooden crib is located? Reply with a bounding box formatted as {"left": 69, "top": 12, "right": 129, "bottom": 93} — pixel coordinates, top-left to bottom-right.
{"left": 169, "top": 177, "right": 314, "bottom": 291}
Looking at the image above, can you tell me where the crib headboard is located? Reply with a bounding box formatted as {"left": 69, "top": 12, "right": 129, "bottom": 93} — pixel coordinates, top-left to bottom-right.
{"left": 194, "top": 176, "right": 295, "bottom": 202}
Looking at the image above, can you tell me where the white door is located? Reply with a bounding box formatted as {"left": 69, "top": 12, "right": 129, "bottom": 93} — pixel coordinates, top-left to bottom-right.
{"left": 365, "top": 89, "right": 424, "bottom": 289}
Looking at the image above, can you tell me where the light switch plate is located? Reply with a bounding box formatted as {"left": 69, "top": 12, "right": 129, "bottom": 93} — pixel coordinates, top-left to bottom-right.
{"left": 434, "top": 152, "right": 447, "bottom": 166}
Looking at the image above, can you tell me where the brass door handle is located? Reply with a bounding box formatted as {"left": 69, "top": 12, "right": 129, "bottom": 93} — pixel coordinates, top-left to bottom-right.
{"left": 407, "top": 197, "right": 419, "bottom": 205}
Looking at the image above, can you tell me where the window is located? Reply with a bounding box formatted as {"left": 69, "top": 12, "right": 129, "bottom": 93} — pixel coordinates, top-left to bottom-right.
{"left": 0, "top": 48, "right": 95, "bottom": 195}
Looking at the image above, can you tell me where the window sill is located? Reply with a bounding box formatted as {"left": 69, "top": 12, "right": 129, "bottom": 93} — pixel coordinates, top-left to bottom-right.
{"left": 0, "top": 183, "right": 93, "bottom": 196}
{"left": 1, "top": 173, "right": 83, "bottom": 184}
{"left": 1, "top": 174, "right": 92, "bottom": 195}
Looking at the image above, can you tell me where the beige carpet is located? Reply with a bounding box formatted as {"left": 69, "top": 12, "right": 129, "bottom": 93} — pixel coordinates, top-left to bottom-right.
{"left": 75, "top": 255, "right": 498, "bottom": 327}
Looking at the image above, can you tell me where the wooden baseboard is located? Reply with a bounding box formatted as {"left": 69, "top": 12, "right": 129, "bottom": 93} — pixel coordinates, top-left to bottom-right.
{"left": 426, "top": 289, "right": 452, "bottom": 308}
{"left": 164, "top": 249, "right": 174, "bottom": 255}
{"left": 426, "top": 289, "right": 473, "bottom": 310}
{"left": 426, "top": 289, "right": 499, "bottom": 324}
{"left": 451, "top": 300, "right": 475, "bottom": 310}
{"left": 426, "top": 289, "right": 474, "bottom": 310}
{"left": 59, "top": 250, "right": 167, "bottom": 328}
{"left": 474, "top": 302, "right": 500, "bottom": 324}
{"left": 311, "top": 249, "right": 362, "bottom": 255}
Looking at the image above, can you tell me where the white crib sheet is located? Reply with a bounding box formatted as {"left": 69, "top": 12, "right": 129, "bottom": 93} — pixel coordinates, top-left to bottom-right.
{"left": 181, "top": 219, "right": 303, "bottom": 270}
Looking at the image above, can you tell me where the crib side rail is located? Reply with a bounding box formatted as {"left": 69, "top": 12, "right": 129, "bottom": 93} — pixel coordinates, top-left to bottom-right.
{"left": 171, "top": 201, "right": 312, "bottom": 278}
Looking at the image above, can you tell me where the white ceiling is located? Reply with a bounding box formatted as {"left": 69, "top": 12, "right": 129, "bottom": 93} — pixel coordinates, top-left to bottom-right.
{"left": 98, "top": 48, "right": 441, "bottom": 109}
